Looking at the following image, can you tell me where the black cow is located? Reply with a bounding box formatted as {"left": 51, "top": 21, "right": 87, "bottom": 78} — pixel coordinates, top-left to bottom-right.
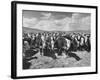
{"left": 54, "top": 36, "right": 81, "bottom": 61}
{"left": 23, "top": 49, "right": 39, "bottom": 69}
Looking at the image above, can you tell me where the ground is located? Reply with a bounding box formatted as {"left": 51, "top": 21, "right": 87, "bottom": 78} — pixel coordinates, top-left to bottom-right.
{"left": 28, "top": 51, "right": 91, "bottom": 69}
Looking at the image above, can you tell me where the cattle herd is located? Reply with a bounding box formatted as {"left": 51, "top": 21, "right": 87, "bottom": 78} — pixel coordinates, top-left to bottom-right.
{"left": 23, "top": 31, "right": 91, "bottom": 69}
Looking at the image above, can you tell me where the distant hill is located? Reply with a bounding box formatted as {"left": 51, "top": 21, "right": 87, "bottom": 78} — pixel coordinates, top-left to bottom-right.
{"left": 23, "top": 27, "right": 90, "bottom": 33}
{"left": 23, "top": 27, "right": 46, "bottom": 33}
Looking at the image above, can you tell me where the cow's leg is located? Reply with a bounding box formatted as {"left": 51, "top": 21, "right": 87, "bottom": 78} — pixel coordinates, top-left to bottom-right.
{"left": 68, "top": 52, "right": 81, "bottom": 61}
{"left": 40, "top": 47, "right": 43, "bottom": 56}
{"left": 64, "top": 49, "right": 69, "bottom": 58}
{"left": 58, "top": 48, "right": 62, "bottom": 56}
{"left": 50, "top": 49, "right": 57, "bottom": 59}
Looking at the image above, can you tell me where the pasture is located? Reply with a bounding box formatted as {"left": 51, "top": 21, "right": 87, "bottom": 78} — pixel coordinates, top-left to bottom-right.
{"left": 26, "top": 51, "right": 90, "bottom": 69}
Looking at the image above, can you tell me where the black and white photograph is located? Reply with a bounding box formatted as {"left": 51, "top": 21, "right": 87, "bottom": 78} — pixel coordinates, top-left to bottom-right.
{"left": 23, "top": 10, "right": 91, "bottom": 69}
{"left": 11, "top": 1, "right": 97, "bottom": 79}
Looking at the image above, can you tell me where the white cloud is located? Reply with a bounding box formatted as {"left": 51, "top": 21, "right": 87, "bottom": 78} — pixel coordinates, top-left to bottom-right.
{"left": 41, "top": 13, "right": 52, "bottom": 19}
{"left": 70, "top": 13, "right": 91, "bottom": 31}
{"left": 79, "top": 16, "right": 91, "bottom": 30}
{"left": 23, "top": 17, "right": 38, "bottom": 27}
{"left": 23, "top": 13, "right": 91, "bottom": 31}
{"left": 54, "top": 17, "right": 72, "bottom": 31}
{"left": 33, "top": 17, "right": 72, "bottom": 31}
{"left": 34, "top": 20, "right": 57, "bottom": 31}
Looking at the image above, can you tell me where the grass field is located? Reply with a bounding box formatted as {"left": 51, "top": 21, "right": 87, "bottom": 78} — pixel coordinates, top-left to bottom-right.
{"left": 29, "top": 51, "right": 91, "bottom": 69}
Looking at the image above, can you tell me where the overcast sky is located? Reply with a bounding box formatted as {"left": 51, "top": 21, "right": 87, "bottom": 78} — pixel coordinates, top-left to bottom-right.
{"left": 23, "top": 10, "right": 91, "bottom": 31}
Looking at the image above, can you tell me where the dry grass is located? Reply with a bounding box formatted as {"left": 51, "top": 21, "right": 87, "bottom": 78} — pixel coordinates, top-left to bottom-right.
{"left": 29, "top": 51, "right": 91, "bottom": 69}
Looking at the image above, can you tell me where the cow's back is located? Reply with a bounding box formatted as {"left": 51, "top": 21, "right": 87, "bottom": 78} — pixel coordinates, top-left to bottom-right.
{"left": 55, "top": 37, "right": 67, "bottom": 49}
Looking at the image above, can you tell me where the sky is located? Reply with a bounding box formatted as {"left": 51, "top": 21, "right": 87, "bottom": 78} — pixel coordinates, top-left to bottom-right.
{"left": 23, "top": 10, "right": 91, "bottom": 31}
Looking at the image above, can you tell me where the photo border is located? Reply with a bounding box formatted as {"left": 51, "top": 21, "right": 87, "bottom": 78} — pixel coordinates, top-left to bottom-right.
{"left": 11, "top": 1, "right": 98, "bottom": 79}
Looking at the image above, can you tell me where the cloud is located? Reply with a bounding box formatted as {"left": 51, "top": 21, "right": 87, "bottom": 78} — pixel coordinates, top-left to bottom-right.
{"left": 70, "top": 13, "right": 91, "bottom": 31}
{"left": 33, "top": 17, "right": 72, "bottom": 31}
{"left": 79, "top": 16, "right": 91, "bottom": 30}
{"left": 54, "top": 17, "right": 72, "bottom": 31}
{"left": 41, "top": 13, "right": 52, "bottom": 19}
{"left": 34, "top": 20, "right": 57, "bottom": 30}
{"left": 23, "top": 17, "right": 38, "bottom": 27}
{"left": 23, "top": 13, "right": 91, "bottom": 31}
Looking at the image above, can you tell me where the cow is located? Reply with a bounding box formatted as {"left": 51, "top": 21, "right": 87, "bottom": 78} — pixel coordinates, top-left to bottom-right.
{"left": 84, "top": 35, "right": 91, "bottom": 52}
{"left": 23, "top": 32, "right": 91, "bottom": 62}
{"left": 54, "top": 36, "right": 81, "bottom": 61}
